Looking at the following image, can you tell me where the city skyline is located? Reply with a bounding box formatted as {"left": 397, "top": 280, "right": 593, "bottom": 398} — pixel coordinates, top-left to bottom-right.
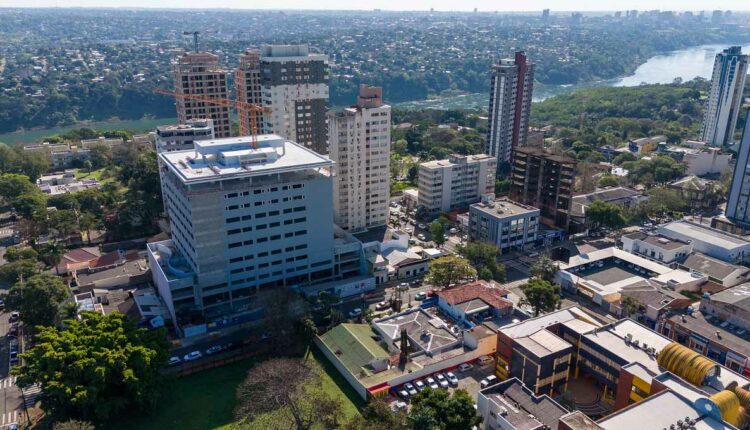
{"left": 3, "top": 1, "right": 750, "bottom": 11}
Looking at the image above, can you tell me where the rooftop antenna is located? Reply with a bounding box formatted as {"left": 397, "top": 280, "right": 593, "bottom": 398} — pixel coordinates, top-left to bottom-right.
{"left": 184, "top": 31, "right": 200, "bottom": 52}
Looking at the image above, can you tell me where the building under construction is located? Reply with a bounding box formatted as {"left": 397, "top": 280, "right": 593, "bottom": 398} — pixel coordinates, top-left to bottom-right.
{"left": 172, "top": 52, "right": 232, "bottom": 138}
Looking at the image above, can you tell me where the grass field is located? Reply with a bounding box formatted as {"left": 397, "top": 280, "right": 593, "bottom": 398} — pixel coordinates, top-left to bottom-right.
{"left": 0, "top": 117, "right": 177, "bottom": 146}
{"left": 108, "top": 348, "right": 363, "bottom": 430}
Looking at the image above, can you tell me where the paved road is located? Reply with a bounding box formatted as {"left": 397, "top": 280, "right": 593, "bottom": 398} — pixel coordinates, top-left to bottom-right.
{"left": 0, "top": 311, "right": 25, "bottom": 429}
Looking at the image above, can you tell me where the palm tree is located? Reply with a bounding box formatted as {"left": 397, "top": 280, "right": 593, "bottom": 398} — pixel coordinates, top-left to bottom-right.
{"left": 40, "top": 241, "right": 65, "bottom": 274}
{"left": 78, "top": 212, "right": 98, "bottom": 244}
{"left": 302, "top": 317, "right": 318, "bottom": 360}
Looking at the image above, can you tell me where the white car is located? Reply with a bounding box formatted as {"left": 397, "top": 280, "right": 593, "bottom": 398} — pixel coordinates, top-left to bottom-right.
{"left": 167, "top": 356, "right": 181, "bottom": 366}
{"left": 427, "top": 377, "right": 438, "bottom": 389}
{"left": 417, "top": 233, "right": 426, "bottom": 240}
{"left": 348, "top": 308, "right": 363, "bottom": 318}
{"left": 446, "top": 372, "right": 458, "bottom": 386}
{"left": 415, "top": 380, "right": 425, "bottom": 391}
{"left": 480, "top": 375, "right": 498, "bottom": 388}
{"left": 458, "top": 363, "right": 474, "bottom": 372}
{"left": 418, "top": 223, "right": 427, "bottom": 230}
{"left": 183, "top": 351, "right": 202, "bottom": 361}
{"left": 404, "top": 382, "right": 418, "bottom": 395}
{"left": 415, "top": 291, "right": 427, "bottom": 301}
{"left": 449, "top": 228, "right": 458, "bottom": 234}
{"left": 436, "top": 373, "right": 449, "bottom": 388}
{"left": 375, "top": 301, "right": 390, "bottom": 311}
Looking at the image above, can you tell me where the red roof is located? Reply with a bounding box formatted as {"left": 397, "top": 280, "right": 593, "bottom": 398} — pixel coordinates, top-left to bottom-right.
{"left": 436, "top": 280, "right": 513, "bottom": 310}
{"left": 90, "top": 250, "right": 123, "bottom": 269}
{"left": 62, "top": 248, "right": 100, "bottom": 264}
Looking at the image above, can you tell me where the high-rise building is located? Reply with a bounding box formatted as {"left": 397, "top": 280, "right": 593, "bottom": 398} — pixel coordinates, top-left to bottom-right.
{"left": 235, "top": 49, "right": 264, "bottom": 135}
{"left": 418, "top": 154, "right": 497, "bottom": 217}
{"left": 155, "top": 118, "right": 215, "bottom": 153}
{"left": 172, "top": 52, "right": 231, "bottom": 138}
{"left": 510, "top": 146, "right": 575, "bottom": 229}
{"left": 725, "top": 111, "right": 750, "bottom": 227}
{"left": 701, "top": 46, "right": 749, "bottom": 146}
{"left": 328, "top": 85, "right": 391, "bottom": 232}
{"left": 148, "top": 134, "right": 372, "bottom": 331}
{"left": 235, "top": 44, "right": 330, "bottom": 155}
{"left": 486, "top": 51, "right": 535, "bottom": 167}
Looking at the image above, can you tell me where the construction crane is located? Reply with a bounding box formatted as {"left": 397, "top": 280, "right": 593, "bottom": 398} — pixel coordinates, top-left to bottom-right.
{"left": 183, "top": 31, "right": 201, "bottom": 52}
{"left": 154, "top": 88, "right": 269, "bottom": 148}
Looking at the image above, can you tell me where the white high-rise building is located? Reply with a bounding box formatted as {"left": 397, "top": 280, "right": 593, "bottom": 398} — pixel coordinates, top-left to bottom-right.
{"left": 701, "top": 46, "right": 749, "bottom": 146}
{"left": 418, "top": 154, "right": 497, "bottom": 217}
{"left": 486, "top": 51, "right": 535, "bottom": 167}
{"left": 725, "top": 111, "right": 750, "bottom": 227}
{"left": 236, "top": 44, "right": 330, "bottom": 155}
{"left": 328, "top": 85, "right": 391, "bottom": 232}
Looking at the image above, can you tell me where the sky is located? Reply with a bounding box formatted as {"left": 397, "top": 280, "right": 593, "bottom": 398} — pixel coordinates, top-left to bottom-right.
{"left": 1, "top": 0, "right": 749, "bottom": 12}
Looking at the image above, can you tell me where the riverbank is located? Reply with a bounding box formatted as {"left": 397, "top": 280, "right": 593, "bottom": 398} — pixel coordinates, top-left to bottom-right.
{"left": 0, "top": 116, "right": 176, "bottom": 146}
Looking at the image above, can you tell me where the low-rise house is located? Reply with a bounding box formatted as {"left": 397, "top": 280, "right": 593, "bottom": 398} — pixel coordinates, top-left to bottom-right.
{"left": 436, "top": 280, "right": 513, "bottom": 325}
{"left": 57, "top": 247, "right": 101, "bottom": 274}
{"left": 621, "top": 232, "right": 692, "bottom": 264}
{"left": 658, "top": 219, "right": 750, "bottom": 263}
{"left": 668, "top": 176, "right": 721, "bottom": 212}
{"left": 617, "top": 280, "right": 693, "bottom": 326}
{"left": 71, "top": 250, "right": 150, "bottom": 290}
{"left": 678, "top": 253, "right": 749, "bottom": 288}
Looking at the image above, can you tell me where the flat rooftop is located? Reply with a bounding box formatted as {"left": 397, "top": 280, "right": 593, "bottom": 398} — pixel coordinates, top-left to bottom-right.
{"left": 515, "top": 329, "right": 573, "bottom": 358}
{"left": 481, "top": 378, "right": 568, "bottom": 430}
{"left": 584, "top": 319, "right": 672, "bottom": 374}
{"left": 420, "top": 153, "right": 494, "bottom": 169}
{"left": 500, "top": 306, "right": 601, "bottom": 339}
{"left": 470, "top": 198, "right": 539, "bottom": 219}
{"left": 669, "top": 311, "right": 750, "bottom": 358}
{"left": 708, "top": 283, "right": 750, "bottom": 306}
{"left": 659, "top": 220, "right": 749, "bottom": 250}
{"left": 577, "top": 262, "right": 644, "bottom": 287}
{"left": 159, "top": 134, "right": 332, "bottom": 184}
{"left": 680, "top": 253, "right": 748, "bottom": 281}
{"left": 623, "top": 232, "right": 690, "bottom": 251}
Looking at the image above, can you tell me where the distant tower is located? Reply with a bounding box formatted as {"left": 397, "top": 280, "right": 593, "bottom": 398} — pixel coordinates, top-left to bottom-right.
{"left": 172, "top": 52, "right": 231, "bottom": 138}
{"left": 236, "top": 44, "right": 330, "bottom": 154}
{"left": 486, "top": 51, "right": 535, "bottom": 169}
{"left": 542, "top": 9, "right": 550, "bottom": 20}
{"left": 235, "top": 49, "right": 264, "bottom": 136}
{"left": 725, "top": 111, "right": 750, "bottom": 227}
{"left": 701, "top": 46, "right": 749, "bottom": 146}
{"left": 328, "top": 85, "right": 391, "bottom": 232}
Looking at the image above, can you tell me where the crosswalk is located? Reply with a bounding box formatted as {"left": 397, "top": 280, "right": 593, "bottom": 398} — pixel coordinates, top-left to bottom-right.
{"left": 22, "top": 384, "right": 41, "bottom": 408}
{"left": 0, "top": 410, "right": 19, "bottom": 426}
{"left": 0, "top": 377, "right": 15, "bottom": 389}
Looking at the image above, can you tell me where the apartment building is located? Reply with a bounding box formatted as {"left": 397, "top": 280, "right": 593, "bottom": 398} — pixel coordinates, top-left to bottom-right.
{"left": 172, "top": 52, "right": 231, "bottom": 138}
{"left": 468, "top": 198, "right": 539, "bottom": 252}
{"left": 147, "top": 134, "right": 370, "bottom": 335}
{"left": 510, "top": 146, "right": 575, "bottom": 229}
{"left": 700, "top": 46, "right": 748, "bottom": 146}
{"left": 235, "top": 49, "right": 264, "bottom": 135}
{"left": 328, "top": 85, "right": 391, "bottom": 232}
{"left": 417, "top": 154, "right": 496, "bottom": 217}
{"left": 235, "top": 44, "right": 329, "bottom": 155}
{"left": 486, "top": 51, "right": 535, "bottom": 165}
{"left": 725, "top": 111, "right": 750, "bottom": 228}
{"left": 155, "top": 118, "right": 215, "bottom": 153}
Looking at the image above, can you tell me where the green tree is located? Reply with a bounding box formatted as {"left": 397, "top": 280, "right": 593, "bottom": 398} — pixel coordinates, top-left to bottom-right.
{"left": 0, "top": 258, "right": 39, "bottom": 284}
{"left": 429, "top": 220, "right": 446, "bottom": 246}
{"left": 621, "top": 295, "right": 640, "bottom": 318}
{"left": 495, "top": 178, "right": 511, "bottom": 194}
{"left": 519, "top": 279, "right": 561, "bottom": 317}
{"left": 12, "top": 191, "right": 47, "bottom": 219}
{"left": 78, "top": 212, "right": 98, "bottom": 244}
{"left": 426, "top": 256, "right": 477, "bottom": 289}
{"left": 53, "top": 419, "right": 96, "bottom": 430}
{"left": 598, "top": 175, "right": 620, "bottom": 188}
{"left": 3, "top": 246, "right": 38, "bottom": 262}
{"left": 458, "top": 241, "right": 506, "bottom": 283}
{"left": 5, "top": 273, "right": 69, "bottom": 328}
{"left": 346, "top": 400, "right": 408, "bottom": 430}
{"left": 586, "top": 200, "right": 627, "bottom": 229}
{"left": 0, "top": 173, "right": 36, "bottom": 202}
{"left": 16, "top": 312, "right": 169, "bottom": 423}
{"left": 407, "top": 388, "right": 481, "bottom": 430}
{"left": 530, "top": 255, "right": 558, "bottom": 283}
{"left": 38, "top": 241, "right": 65, "bottom": 273}
{"left": 642, "top": 187, "right": 686, "bottom": 215}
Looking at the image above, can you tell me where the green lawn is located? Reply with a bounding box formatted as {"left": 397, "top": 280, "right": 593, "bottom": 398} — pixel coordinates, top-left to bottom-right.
{"left": 74, "top": 168, "right": 118, "bottom": 185}
{"left": 107, "top": 348, "right": 363, "bottom": 430}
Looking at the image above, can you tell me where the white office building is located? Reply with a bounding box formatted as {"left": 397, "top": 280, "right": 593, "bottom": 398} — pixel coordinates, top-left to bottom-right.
{"left": 328, "top": 85, "right": 391, "bottom": 232}
{"left": 468, "top": 198, "right": 539, "bottom": 251}
{"left": 418, "top": 154, "right": 497, "bottom": 217}
{"left": 147, "top": 134, "right": 370, "bottom": 336}
{"left": 658, "top": 219, "right": 750, "bottom": 263}
{"left": 701, "top": 46, "right": 749, "bottom": 146}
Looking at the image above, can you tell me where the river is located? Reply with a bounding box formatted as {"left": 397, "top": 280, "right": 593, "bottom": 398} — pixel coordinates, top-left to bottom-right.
{"left": 395, "top": 43, "right": 750, "bottom": 110}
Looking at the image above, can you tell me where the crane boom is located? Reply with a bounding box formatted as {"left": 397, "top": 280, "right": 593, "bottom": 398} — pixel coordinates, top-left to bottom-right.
{"left": 154, "top": 88, "right": 269, "bottom": 148}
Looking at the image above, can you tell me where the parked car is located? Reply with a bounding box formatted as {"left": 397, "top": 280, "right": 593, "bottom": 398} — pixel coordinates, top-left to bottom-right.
{"left": 436, "top": 373, "right": 449, "bottom": 388}
{"left": 417, "top": 233, "right": 426, "bottom": 240}
{"left": 168, "top": 356, "right": 181, "bottom": 366}
{"left": 449, "top": 228, "right": 458, "bottom": 234}
{"left": 9, "top": 312, "right": 19, "bottom": 323}
{"left": 527, "top": 251, "right": 540, "bottom": 258}
{"left": 398, "top": 389, "right": 410, "bottom": 399}
{"left": 415, "top": 291, "right": 427, "bottom": 301}
{"left": 477, "top": 355, "right": 494, "bottom": 366}
{"left": 458, "top": 363, "right": 474, "bottom": 372}
{"left": 414, "top": 380, "right": 425, "bottom": 391}
{"left": 446, "top": 372, "right": 459, "bottom": 386}
{"left": 417, "top": 223, "right": 427, "bottom": 230}
{"left": 404, "top": 382, "right": 417, "bottom": 396}
{"left": 183, "top": 351, "right": 202, "bottom": 362}
{"left": 410, "top": 280, "right": 421, "bottom": 288}
{"left": 348, "top": 308, "right": 363, "bottom": 319}
{"left": 375, "top": 301, "right": 390, "bottom": 311}
{"left": 206, "top": 345, "right": 224, "bottom": 355}
{"left": 427, "top": 377, "right": 438, "bottom": 389}
{"left": 480, "top": 375, "right": 498, "bottom": 388}
{"left": 397, "top": 283, "right": 410, "bottom": 291}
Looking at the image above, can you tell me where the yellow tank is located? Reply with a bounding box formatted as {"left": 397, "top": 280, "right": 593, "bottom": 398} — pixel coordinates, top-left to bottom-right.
{"left": 709, "top": 390, "right": 746, "bottom": 428}
{"left": 657, "top": 342, "right": 718, "bottom": 386}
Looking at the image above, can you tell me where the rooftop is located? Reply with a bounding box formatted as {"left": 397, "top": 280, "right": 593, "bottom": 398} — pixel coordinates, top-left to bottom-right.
{"left": 513, "top": 146, "right": 576, "bottom": 164}
{"left": 708, "top": 283, "right": 750, "bottom": 307}
{"left": 623, "top": 231, "right": 691, "bottom": 251}
{"left": 481, "top": 378, "right": 568, "bottom": 430}
{"left": 500, "top": 306, "right": 601, "bottom": 340}
{"left": 583, "top": 319, "right": 672, "bottom": 374}
{"left": 659, "top": 220, "right": 750, "bottom": 250}
{"left": 669, "top": 311, "right": 750, "bottom": 358}
{"left": 470, "top": 198, "right": 539, "bottom": 219}
{"left": 420, "top": 153, "right": 495, "bottom": 169}
{"left": 317, "top": 323, "right": 390, "bottom": 378}
{"left": 515, "top": 329, "right": 573, "bottom": 358}
{"left": 571, "top": 187, "right": 643, "bottom": 218}
{"left": 159, "top": 134, "right": 333, "bottom": 185}
{"left": 436, "top": 280, "right": 512, "bottom": 312}
{"left": 680, "top": 253, "right": 749, "bottom": 281}
{"left": 374, "top": 308, "right": 460, "bottom": 355}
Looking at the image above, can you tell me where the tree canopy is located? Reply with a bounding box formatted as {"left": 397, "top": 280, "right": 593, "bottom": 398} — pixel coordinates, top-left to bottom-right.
{"left": 407, "top": 388, "right": 482, "bottom": 430}
{"left": 458, "top": 241, "right": 506, "bottom": 283}
{"left": 520, "top": 279, "right": 561, "bottom": 317}
{"left": 16, "top": 312, "right": 169, "bottom": 423}
{"left": 5, "top": 273, "right": 69, "bottom": 328}
{"left": 586, "top": 200, "right": 627, "bottom": 229}
{"left": 426, "top": 256, "right": 477, "bottom": 289}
